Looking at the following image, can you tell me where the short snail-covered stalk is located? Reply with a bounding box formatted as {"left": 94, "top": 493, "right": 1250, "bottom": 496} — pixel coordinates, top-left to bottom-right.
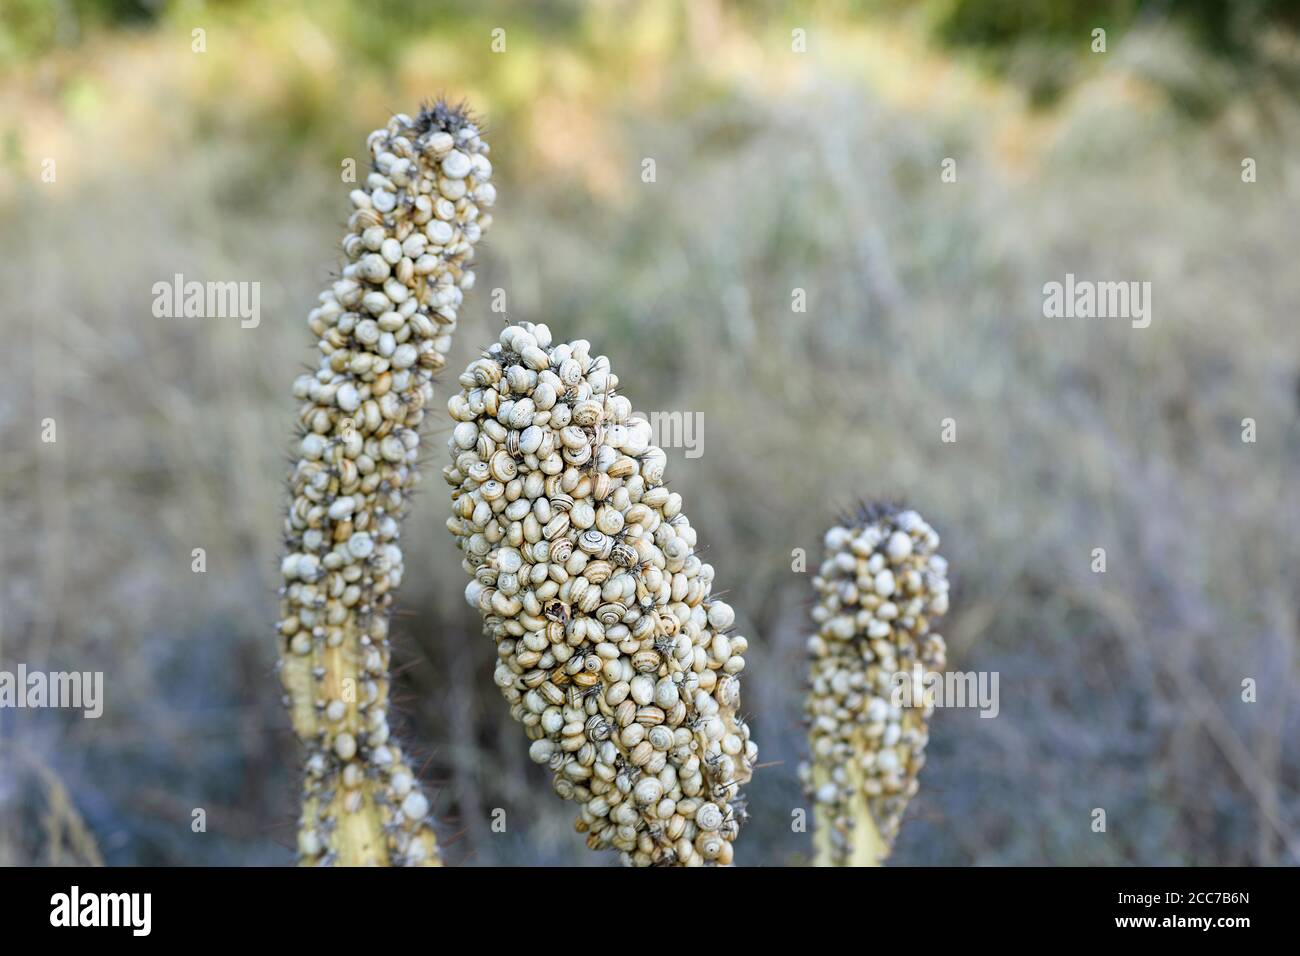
{"left": 276, "top": 102, "right": 495, "bottom": 866}
{"left": 444, "top": 322, "right": 757, "bottom": 866}
{"left": 799, "top": 505, "right": 949, "bottom": 866}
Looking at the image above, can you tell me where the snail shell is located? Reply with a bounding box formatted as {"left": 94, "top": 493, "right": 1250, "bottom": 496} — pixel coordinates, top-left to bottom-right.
{"left": 572, "top": 399, "right": 604, "bottom": 428}
{"left": 716, "top": 675, "right": 741, "bottom": 709}
{"left": 559, "top": 425, "right": 587, "bottom": 450}
{"left": 597, "top": 602, "right": 627, "bottom": 626}
{"left": 544, "top": 513, "right": 571, "bottom": 540}
{"left": 490, "top": 449, "right": 518, "bottom": 482}
{"left": 635, "top": 706, "right": 666, "bottom": 727}
{"left": 631, "top": 615, "right": 657, "bottom": 641}
{"left": 696, "top": 830, "right": 726, "bottom": 861}
{"left": 595, "top": 506, "right": 625, "bottom": 536}
{"left": 558, "top": 358, "right": 583, "bottom": 386}
{"left": 647, "top": 725, "right": 674, "bottom": 751}
{"left": 519, "top": 425, "right": 545, "bottom": 456}
{"left": 472, "top": 359, "right": 502, "bottom": 386}
{"left": 505, "top": 364, "right": 532, "bottom": 393}
{"left": 633, "top": 777, "right": 664, "bottom": 805}
{"left": 615, "top": 700, "right": 637, "bottom": 728}
{"left": 562, "top": 443, "right": 593, "bottom": 466}
{"left": 629, "top": 740, "right": 654, "bottom": 767}
{"left": 632, "top": 649, "right": 661, "bottom": 673}
{"left": 696, "top": 801, "right": 724, "bottom": 831}
{"left": 586, "top": 714, "right": 612, "bottom": 741}
{"left": 578, "top": 529, "right": 610, "bottom": 556}
{"left": 654, "top": 678, "right": 680, "bottom": 709}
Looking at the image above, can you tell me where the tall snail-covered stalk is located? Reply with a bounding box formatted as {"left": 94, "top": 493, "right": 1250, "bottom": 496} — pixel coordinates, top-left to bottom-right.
{"left": 276, "top": 102, "right": 494, "bottom": 866}
{"left": 799, "top": 505, "right": 949, "bottom": 866}
{"left": 443, "top": 322, "right": 757, "bottom": 866}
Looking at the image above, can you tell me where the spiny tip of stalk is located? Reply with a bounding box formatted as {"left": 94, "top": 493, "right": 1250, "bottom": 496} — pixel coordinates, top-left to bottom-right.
{"left": 414, "top": 97, "right": 477, "bottom": 136}
{"left": 842, "top": 498, "right": 903, "bottom": 528}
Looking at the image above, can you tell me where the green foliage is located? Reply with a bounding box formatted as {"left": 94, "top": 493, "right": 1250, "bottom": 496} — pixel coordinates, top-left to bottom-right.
{"left": 906, "top": 0, "right": 1300, "bottom": 109}
{"left": 0, "top": 0, "right": 159, "bottom": 66}
{"left": 930, "top": 0, "right": 1299, "bottom": 60}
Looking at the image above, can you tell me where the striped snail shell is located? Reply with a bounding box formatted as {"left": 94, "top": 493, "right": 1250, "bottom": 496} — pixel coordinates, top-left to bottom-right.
{"left": 596, "top": 602, "right": 627, "bottom": 626}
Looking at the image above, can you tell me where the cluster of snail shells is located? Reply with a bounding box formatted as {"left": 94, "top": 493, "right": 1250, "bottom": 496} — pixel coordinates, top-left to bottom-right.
{"left": 275, "top": 103, "right": 494, "bottom": 866}
{"left": 800, "top": 507, "right": 949, "bottom": 863}
{"left": 444, "top": 322, "right": 757, "bottom": 866}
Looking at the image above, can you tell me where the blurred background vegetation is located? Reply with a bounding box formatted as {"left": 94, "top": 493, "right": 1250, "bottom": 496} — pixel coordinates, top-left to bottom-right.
{"left": 2, "top": 0, "right": 1298, "bottom": 865}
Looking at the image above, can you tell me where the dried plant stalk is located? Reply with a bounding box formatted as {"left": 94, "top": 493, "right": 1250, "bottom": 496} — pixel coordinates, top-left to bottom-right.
{"left": 444, "top": 322, "right": 757, "bottom": 866}
{"left": 276, "top": 102, "right": 494, "bottom": 866}
{"left": 801, "top": 504, "right": 949, "bottom": 866}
